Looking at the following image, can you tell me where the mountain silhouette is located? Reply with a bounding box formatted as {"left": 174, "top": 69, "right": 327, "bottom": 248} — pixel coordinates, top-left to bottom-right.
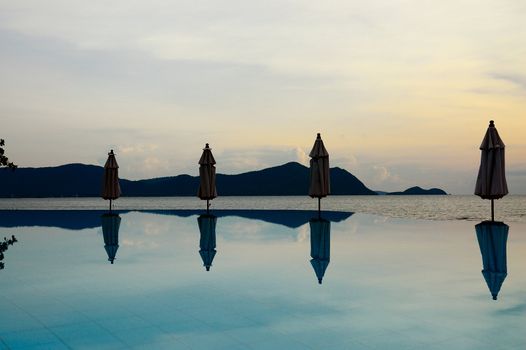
{"left": 387, "top": 186, "right": 447, "bottom": 195}
{"left": 0, "top": 162, "right": 376, "bottom": 197}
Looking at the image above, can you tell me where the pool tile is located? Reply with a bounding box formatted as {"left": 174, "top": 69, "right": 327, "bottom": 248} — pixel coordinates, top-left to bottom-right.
{"left": 192, "top": 310, "right": 258, "bottom": 331}
{"left": 149, "top": 310, "right": 198, "bottom": 327}
{"left": 130, "top": 339, "right": 191, "bottom": 350}
{"left": 112, "top": 325, "right": 169, "bottom": 346}
{"left": 287, "top": 327, "right": 364, "bottom": 349}
{"left": 0, "top": 312, "right": 43, "bottom": 335}
{"left": 225, "top": 326, "right": 283, "bottom": 344}
{"left": 246, "top": 334, "right": 312, "bottom": 350}
{"left": 50, "top": 322, "right": 126, "bottom": 349}
{"left": 96, "top": 315, "right": 150, "bottom": 332}
{"left": 0, "top": 300, "right": 19, "bottom": 314}
{"left": 326, "top": 339, "right": 374, "bottom": 350}
{"left": 158, "top": 318, "right": 214, "bottom": 336}
{"left": 1, "top": 328, "right": 62, "bottom": 349}
{"left": 178, "top": 332, "right": 246, "bottom": 350}
{"left": 474, "top": 326, "right": 526, "bottom": 348}
{"left": 361, "top": 334, "right": 425, "bottom": 350}
{"left": 33, "top": 310, "right": 90, "bottom": 328}
{"left": 431, "top": 336, "right": 499, "bottom": 350}
{"left": 80, "top": 305, "right": 134, "bottom": 322}
{"left": 15, "top": 341, "right": 70, "bottom": 350}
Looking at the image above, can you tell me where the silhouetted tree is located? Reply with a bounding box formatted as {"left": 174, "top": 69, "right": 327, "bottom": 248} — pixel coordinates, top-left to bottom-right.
{"left": 0, "top": 139, "right": 17, "bottom": 170}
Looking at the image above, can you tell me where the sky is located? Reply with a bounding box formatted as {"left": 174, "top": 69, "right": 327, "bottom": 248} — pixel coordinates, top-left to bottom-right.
{"left": 1, "top": 0, "right": 525, "bottom": 194}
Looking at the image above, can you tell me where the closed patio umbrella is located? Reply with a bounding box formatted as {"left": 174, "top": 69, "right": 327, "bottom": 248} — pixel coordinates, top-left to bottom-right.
{"left": 101, "top": 213, "right": 121, "bottom": 264}
{"left": 310, "top": 218, "right": 331, "bottom": 284}
{"left": 198, "top": 143, "right": 217, "bottom": 214}
{"left": 198, "top": 214, "right": 217, "bottom": 271}
{"left": 475, "top": 220, "right": 508, "bottom": 300}
{"left": 101, "top": 150, "right": 121, "bottom": 212}
{"left": 475, "top": 120, "right": 508, "bottom": 221}
{"left": 309, "top": 133, "right": 330, "bottom": 215}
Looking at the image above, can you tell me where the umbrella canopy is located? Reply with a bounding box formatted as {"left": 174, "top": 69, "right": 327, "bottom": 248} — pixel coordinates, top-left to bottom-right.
{"left": 475, "top": 220, "right": 508, "bottom": 300}
{"left": 475, "top": 120, "right": 508, "bottom": 200}
{"left": 198, "top": 214, "right": 217, "bottom": 271}
{"left": 309, "top": 133, "right": 330, "bottom": 199}
{"left": 101, "top": 213, "right": 121, "bottom": 264}
{"left": 309, "top": 218, "right": 331, "bottom": 284}
{"left": 198, "top": 144, "right": 217, "bottom": 204}
{"left": 102, "top": 150, "right": 121, "bottom": 201}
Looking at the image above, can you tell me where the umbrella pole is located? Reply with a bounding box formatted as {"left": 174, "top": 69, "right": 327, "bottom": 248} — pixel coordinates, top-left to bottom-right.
{"left": 207, "top": 199, "right": 209, "bottom": 215}
{"left": 491, "top": 199, "right": 494, "bottom": 222}
{"left": 318, "top": 197, "right": 321, "bottom": 218}
{"left": 109, "top": 199, "right": 112, "bottom": 213}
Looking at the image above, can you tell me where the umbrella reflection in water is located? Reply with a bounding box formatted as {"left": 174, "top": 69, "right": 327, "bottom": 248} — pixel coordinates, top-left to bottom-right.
{"left": 310, "top": 218, "right": 331, "bottom": 284}
{"left": 101, "top": 213, "right": 121, "bottom": 264}
{"left": 475, "top": 220, "right": 509, "bottom": 300}
{"left": 198, "top": 214, "right": 217, "bottom": 271}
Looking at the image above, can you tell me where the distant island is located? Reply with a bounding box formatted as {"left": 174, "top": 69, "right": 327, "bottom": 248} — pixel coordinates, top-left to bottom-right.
{"left": 385, "top": 186, "right": 447, "bottom": 195}
{"left": 0, "top": 162, "right": 447, "bottom": 198}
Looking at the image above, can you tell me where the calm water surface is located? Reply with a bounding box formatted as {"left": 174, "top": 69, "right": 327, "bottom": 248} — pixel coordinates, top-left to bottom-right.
{"left": 0, "top": 210, "right": 524, "bottom": 349}
{"left": 0, "top": 195, "right": 525, "bottom": 222}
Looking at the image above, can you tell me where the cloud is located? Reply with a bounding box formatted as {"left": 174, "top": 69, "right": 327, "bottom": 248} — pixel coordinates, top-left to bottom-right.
{"left": 113, "top": 144, "right": 170, "bottom": 179}
{"left": 216, "top": 146, "right": 311, "bottom": 174}
{"left": 294, "top": 146, "right": 310, "bottom": 165}
{"left": 119, "top": 144, "right": 159, "bottom": 155}
{"left": 372, "top": 165, "right": 391, "bottom": 183}
{"left": 490, "top": 72, "right": 526, "bottom": 92}
{"left": 331, "top": 154, "right": 358, "bottom": 171}
{"left": 368, "top": 165, "right": 402, "bottom": 188}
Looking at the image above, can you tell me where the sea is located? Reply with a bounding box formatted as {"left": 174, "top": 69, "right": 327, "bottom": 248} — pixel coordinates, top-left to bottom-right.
{"left": 0, "top": 195, "right": 524, "bottom": 222}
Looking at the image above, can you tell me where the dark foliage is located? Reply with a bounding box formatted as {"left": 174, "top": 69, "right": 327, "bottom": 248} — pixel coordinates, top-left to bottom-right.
{"left": 0, "top": 139, "right": 17, "bottom": 170}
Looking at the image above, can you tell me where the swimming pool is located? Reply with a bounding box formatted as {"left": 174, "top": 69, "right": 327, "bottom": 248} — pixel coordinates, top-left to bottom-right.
{"left": 0, "top": 210, "right": 524, "bottom": 349}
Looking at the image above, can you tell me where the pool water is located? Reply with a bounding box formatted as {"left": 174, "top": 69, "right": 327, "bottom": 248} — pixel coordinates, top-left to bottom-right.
{"left": 0, "top": 210, "right": 525, "bottom": 349}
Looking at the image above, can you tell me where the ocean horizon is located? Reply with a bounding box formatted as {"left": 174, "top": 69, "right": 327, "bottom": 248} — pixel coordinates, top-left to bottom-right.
{"left": 1, "top": 195, "right": 524, "bottom": 223}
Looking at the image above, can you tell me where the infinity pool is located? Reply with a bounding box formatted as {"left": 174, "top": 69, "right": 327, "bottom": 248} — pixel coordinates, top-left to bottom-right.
{"left": 0, "top": 210, "right": 525, "bottom": 349}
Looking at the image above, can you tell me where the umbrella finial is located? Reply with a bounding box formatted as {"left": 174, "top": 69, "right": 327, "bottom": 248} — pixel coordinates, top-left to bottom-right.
{"left": 109, "top": 149, "right": 114, "bottom": 155}
{"left": 205, "top": 143, "right": 209, "bottom": 148}
{"left": 492, "top": 294, "right": 497, "bottom": 300}
{"left": 317, "top": 133, "right": 321, "bottom": 139}
{"left": 318, "top": 278, "right": 322, "bottom": 284}
{"left": 489, "top": 120, "right": 494, "bottom": 127}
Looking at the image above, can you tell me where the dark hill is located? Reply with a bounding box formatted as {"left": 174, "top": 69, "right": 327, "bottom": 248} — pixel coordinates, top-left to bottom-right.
{"left": 0, "top": 162, "right": 377, "bottom": 197}
{"left": 387, "top": 186, "right": 447, "bottom": 195}
{"left": 0, "top": 164, "right": 104, "bottom": 197}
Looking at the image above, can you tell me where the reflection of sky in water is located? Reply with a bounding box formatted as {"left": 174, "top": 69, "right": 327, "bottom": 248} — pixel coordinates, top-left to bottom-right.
{"left": 0, "top": 211, "right": 525, "bottom": 349}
